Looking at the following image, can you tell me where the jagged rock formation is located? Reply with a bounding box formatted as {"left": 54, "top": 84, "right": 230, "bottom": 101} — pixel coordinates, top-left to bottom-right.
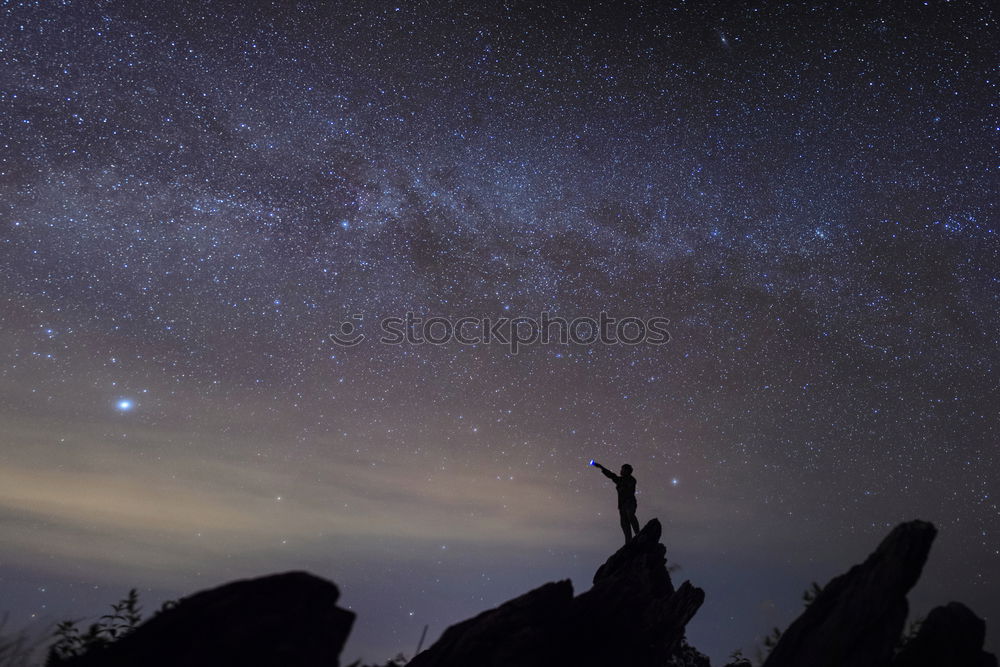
{"left": 762, "top": 520, "right": 937, "bottom": 667}
{"left": 408, "top": 518, "right": 705, "bottom": 667}
{"left": 403, "top": 580, "right": 573, "bottom": 667}
{"left": 892, "top": 601, "right": 998, "bottom": 667}
{"left": 64, "top": 571, "right": 354, "bottom": 667}
{"left": 572, "top": 518, "right": 705, "bottom": 666}
{"left": 54, "top": 518, "right": 995, "bottom": 667}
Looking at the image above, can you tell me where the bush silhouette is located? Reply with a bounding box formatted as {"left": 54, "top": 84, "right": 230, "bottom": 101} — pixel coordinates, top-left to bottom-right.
{"left": 46, "top": 589, "right": 177, "bottom": 665}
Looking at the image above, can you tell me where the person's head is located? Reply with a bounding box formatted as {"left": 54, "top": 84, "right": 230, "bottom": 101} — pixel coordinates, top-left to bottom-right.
{"left": 621, "top": 464, "right": 633, "bottom": 476}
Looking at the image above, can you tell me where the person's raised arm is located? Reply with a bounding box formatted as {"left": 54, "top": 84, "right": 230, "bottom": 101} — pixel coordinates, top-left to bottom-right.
{"left": 591, "top": 461, "right": 619, "bottom": 482}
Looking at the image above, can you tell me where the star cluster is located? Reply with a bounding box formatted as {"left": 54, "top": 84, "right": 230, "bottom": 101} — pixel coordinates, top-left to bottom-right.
{"left": 1, "top": 1, "right": 997, "bottom": 662}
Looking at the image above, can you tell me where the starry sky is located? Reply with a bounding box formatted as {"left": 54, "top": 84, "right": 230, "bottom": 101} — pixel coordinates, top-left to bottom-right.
{"left": 1, "top": 0, "right": 997, "bottom": 663}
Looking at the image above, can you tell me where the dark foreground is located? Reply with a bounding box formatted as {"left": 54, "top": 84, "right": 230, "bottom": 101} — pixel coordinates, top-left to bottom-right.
{"left": 59, "top": 519, "right": 994, "bottom": 667}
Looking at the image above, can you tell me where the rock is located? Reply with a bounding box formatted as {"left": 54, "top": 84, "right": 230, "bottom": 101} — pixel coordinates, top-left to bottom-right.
{"left": 65, "top": 571, "right": 355, "bottom": 667}
{"left": 892, "top": 601, "right": 998, "bottom": 667}
{"left": 763, "top": 520, "right": 937, "bottom": 667}
{"left": 409, "top": 518, "right": 705, "bottom": 667}
{"left": 405, "top": 580, "right": 574, "bottom": 667}
{"left": 592, "top": 516, "right": 676, "bottom": 592}
{"left": 570, "top": 519, "right": 705, "bottom": 667}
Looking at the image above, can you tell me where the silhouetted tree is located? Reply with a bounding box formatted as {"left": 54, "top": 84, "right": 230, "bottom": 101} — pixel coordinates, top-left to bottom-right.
{"left": 46, "top": 589, "right": 148, "bottom": 665}
{"left": 801, "top": 581, "right": 823, "bottom": 607}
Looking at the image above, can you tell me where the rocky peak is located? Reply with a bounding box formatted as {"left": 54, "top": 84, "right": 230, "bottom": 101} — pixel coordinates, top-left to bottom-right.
{"left": 62, "top": 571, "right": 355, "bottom": 667}
{"left": 763, "top": 520, "right": 937, "bottom": 667}
{"left": 408, "top": 518, "right": 705, "bottom": 667}
{"left": 893, "top": 601, "right": 998, "bottom": 667}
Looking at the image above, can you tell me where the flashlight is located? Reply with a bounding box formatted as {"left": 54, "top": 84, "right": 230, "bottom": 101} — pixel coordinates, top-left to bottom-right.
{"left": 589, "top": 459, "right": 596, "bottom": 466}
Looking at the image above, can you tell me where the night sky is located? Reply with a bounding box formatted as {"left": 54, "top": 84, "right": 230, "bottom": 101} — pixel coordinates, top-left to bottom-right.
{"left": 1, "top": 1, "right": 997, "bottom": 663}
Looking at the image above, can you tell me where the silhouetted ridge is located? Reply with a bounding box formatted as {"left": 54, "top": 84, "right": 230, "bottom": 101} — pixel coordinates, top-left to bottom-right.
{"left": 62, "top": 571, "right": 354, "bottom": 667}
{"left": 572, "top": 518, "right": 704, "bottom": 667}
{"left": 593, "top": 516, "right": 672, "bottom": 591}
{"left": 406, "top": 580, "right": 574, "bottom": 667}
{"left": 763, "top": 520, "right": 937, "bottom": 667}
{"left": 892, "top": 601, "right": 997, "bottom": 667}
{"left": 54, "top": 519, "right": 996, "bottom": 667}
{"left": 408, "top": 518, "right": 705, "bottom": 667}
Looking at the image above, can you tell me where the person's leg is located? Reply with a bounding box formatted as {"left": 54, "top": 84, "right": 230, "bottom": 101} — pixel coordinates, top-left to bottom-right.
{"left": 619, "top": 508, "right": 632, "bottom": 543}
{"left": 629, "top": 511, "right": 640, "bottom": 537}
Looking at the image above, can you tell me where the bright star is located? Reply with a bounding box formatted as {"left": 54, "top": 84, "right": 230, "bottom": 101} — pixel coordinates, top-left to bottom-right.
{"left": 116, "top": 399, "right": 134, "bottom": 412}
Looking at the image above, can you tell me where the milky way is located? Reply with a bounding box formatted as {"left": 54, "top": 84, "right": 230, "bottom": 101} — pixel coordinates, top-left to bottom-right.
{"left": 1, "top": 1, "right": 997, "bottom": 662}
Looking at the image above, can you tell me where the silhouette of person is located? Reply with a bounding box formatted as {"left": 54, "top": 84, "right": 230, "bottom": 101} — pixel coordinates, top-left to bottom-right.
{"left": 591, "top": 461, "right": 640, "bottom": 543}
